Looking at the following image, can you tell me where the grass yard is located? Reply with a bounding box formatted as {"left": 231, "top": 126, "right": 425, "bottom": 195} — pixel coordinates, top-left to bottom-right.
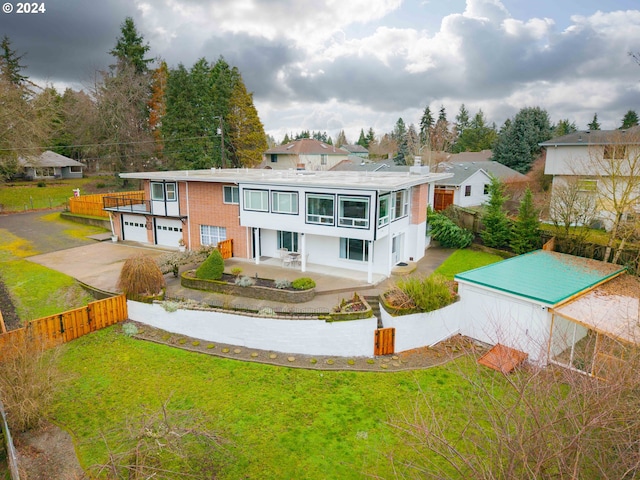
{"left": 51, "top": 327, "right": 506, "bottom": 479}
{"left": 432, "top": 248, "right": 504, "bottom": 280}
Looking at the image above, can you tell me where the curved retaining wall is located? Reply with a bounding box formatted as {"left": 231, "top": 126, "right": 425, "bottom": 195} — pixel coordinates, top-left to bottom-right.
{"left": 181, "top": 272, "right": 316, "bottom": 303}
{"left": 128, "top": 301, "right": 377, "bottom": 357}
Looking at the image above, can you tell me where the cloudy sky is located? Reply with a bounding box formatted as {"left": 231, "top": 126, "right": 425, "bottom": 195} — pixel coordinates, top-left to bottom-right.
{"left": 2, "top": 0, "right": 639, "bottom": 142}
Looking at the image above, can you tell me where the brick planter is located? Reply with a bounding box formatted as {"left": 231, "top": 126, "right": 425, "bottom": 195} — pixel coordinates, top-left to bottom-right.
{"left": 181, "top": 270, "right": 316, "bottom": 303}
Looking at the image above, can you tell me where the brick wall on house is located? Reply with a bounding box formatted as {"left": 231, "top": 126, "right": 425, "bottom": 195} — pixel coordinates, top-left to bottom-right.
{"left": 411, "top": 184, "right": 428, "bottom": 224}
{"left": 184, "top": 182, "right": 249, "bottom": 258}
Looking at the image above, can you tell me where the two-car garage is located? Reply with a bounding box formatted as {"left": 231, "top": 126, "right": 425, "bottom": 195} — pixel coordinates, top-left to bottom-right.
{"left": 121, "top": 214, "right": 182, "bottom": 248}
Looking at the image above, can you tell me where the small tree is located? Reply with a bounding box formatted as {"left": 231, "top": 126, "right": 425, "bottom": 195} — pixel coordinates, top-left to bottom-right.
{"left": 117, "top": 254, "right": 166, "bottom": 297}
{"left": 510, "top": 187, "right": 541, "bottom": 254}
{"left": 196, "top": 248, "right": 224, "bottom": 280}
{"left": 481, "top": 177, "right": 512, "bottom": 249}
{"left": 428, "top": 209, "right": 474, "bottom": 248}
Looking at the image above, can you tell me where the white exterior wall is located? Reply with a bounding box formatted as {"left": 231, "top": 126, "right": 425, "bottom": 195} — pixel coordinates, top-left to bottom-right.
{"left": 128, "top": 301, "right": 377, "bottom": 357}
{"left": 380, "top": 301, "right": 461, "bottom": 352}
{"left": 458, "top": 171, "right": 491, "bottom": 208}
{"left": 299, "top": 153, "right": 348, "bottom": 171}
{"left": 544, "top": 145, "right": 601, "bottom": 176}
{"left": 456, "top": 282, "right": 552, "bottom": 364}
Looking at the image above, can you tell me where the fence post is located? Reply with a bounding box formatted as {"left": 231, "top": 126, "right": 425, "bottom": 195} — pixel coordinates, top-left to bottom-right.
{"left": 0, "top": 398, "right": 21, "bottom": 480}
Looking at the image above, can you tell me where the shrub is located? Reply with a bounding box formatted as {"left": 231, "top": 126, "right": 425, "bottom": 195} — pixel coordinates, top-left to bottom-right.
{"left": 37, "top": 181, "right": 46, "bottom": 187}
{"left": 195, "top": 249, "right": 224, "bottom": 280}
{"left": 235, "top": 275, "right": 255, "bottom": 287}
{"left": 95, "top": 182, "right": 106, "bottom": 189}
{"left": 230, "top": 267, "right": 243, "bottom": 277}
{"left": 117, "top": 254, "right": 166, "bottom": 297}
{"left": 428, "top": 210, "right": 474, "bottom": 248}
{"left": 122, "top": 323, "right": 139, "bottom": 337}
{"left": 291, "top": 277, "right": 316, "bottom": 290}
{"left": 274, "top": 279, "right": 292, "bottom": 289}
{"left": 394, "top": 275, "right": 454, "bottom": 312}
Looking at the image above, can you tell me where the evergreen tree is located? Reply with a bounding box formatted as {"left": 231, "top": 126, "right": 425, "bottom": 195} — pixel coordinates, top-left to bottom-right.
{"left": 392, "top": 118, "right": 408, "bottom": 165}
{"left": 109, "top": 17, "right": 153, "bottom": 74}
{"left": 588, "top": 113, "right": 600, "bottom": 130}
{"left": 492, "top": 106, "right": 552, "bottom": 173}
{"left": 419, "top": 106, "right": 434, "bottom": 146}
{"left": 510, "top": 187, "right": 541, "bottom": 254}
{"left": 0, "top": 35, "right": 28, "bottom": 87}
{"left": 366, "top": 127, "right": 375, "bottom": 147}
{"left": 406, "top": 124, "right": 419, "bottom": 160}
{"left": 620, "top": 110, "right": 639, "bottom": 129}
{"left": 227, "top": 76, "right": 268, "bottom": 167}
{"left": 554, "top": 119, "right": 577, "bottom": 137}
{"left": 210, "top": 57, "right": 237, "bottom": 167}
{"left": 282, "top": 133, "right": 291, "bottom": 144}
{"left": 438, "top": 105, "right": 447, "bottom": 122}
{"left": 452, "top": 109, "right": 497, "bottom": 153}
{"left": 481, "top": 176, "right": 511, "bottom": 249}
{"left": 357, "top": 128, "right": 367, "bottom": 147}
{"left": 455, "top": 104, "right": 470, "bottom": 136}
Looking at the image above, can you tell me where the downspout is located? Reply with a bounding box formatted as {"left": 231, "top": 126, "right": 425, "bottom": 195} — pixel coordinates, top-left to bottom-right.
{"left": 185, "top": 181, "right": 191, "bottom": 248}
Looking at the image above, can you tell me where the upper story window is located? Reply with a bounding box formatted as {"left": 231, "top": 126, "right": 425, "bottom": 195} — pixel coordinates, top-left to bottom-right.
{"left": 604, "top": 145, "right": 627, "bottom": 160}
{"left": 223, "top": 185, "right": 239, "bottom": 204}
{"left": 307, "top": 194, "right": 334, "bottom": 225}
{"left": 484, "top": 184, "right": 489, "bottom": 195}
{"left": 244, "top": 189, "right": 269, "bottom": 211}
{"left": 321, "top": 154, "right": 327, "bottom": 165}
{"left": 391, "top": 190, "right": 409, "bottom": 221}
{"left": 338, "top": 196, "right": 369, "bottom": 228}
{"left": 378, "top": 194, "right": 390, "bottom": 227}
{"left": 465, "top": 185, "right": 472, "bottom": 197}
{"left": 272, "top": 191, "right": 298, "bottom": 214}
{"left": 578, "top": 179, "right": 597, "bottom": 192}
{"left": 151, "top": 182, "right": 177, "bottom": 202}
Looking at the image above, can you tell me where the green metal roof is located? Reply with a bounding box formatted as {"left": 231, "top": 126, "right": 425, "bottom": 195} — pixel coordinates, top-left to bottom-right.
{"left": 454, "top": 250, "right": 626, "bottom": 306}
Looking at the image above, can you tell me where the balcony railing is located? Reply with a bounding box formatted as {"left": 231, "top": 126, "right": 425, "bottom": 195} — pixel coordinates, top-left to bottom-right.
{"left": 103, "top": 194, "right": 150, "bottom": 214}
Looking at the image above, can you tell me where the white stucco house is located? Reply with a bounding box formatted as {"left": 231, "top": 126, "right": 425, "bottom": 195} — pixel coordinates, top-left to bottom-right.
{"left": 108, "top": 167, "right": 453, "bottom": 283}
{"left": 261, "top": 138, "right": 350, "bottom": 171}
{"left": 540, "top": 126, "right": 640, "bottom": 230}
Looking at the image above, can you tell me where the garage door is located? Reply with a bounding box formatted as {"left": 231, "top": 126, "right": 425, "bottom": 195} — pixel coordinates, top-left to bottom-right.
{"left": 122, "top": 214, "right": 149, "bottom": 243}
{"left": 155, "top": 218, "right": 183, "bottom": 247}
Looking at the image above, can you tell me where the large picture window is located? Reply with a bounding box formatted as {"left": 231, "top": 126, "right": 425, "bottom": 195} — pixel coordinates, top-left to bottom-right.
{"left": 200, "top": 225, "right": 226, "bottom": 246}
{"left": 244, "top": 189, "right": 269, "bottom": 211}
{"left": 223, "top": 185, "right": 239, "bottom": 204}
{"left": 307, "top": 194, "right": 334, "bottom": 225}
{"left": 277, "top": 231, "right": 298, "bottom": 252}
{"left": 340, "top": 238, "right": 369, "bottom": 262}
{"left": 272, "top": 191, "right": 298, "bottom": 214}
{"left": 338, "top": 196, "right": 369, "bottom": 228}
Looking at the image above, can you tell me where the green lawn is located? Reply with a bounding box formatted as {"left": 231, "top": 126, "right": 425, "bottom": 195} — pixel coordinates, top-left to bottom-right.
{"left": 51, "top": 327, "right": 506, "bottom": 479}
{"left": 0, "top": 178, "right": 98, "bottom": 211}
{"left": 433, "top": 248, "right": 504, "bottom": 280}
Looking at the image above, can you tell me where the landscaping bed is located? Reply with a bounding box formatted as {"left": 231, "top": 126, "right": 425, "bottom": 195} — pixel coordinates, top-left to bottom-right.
{"left": 181, "top": 270, "right": 316, "bottom": 303}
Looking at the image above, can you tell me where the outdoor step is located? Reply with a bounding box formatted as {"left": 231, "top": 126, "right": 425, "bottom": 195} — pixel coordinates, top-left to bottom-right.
{"left": 363, "top": 295, "right": 383, "bottom": 328}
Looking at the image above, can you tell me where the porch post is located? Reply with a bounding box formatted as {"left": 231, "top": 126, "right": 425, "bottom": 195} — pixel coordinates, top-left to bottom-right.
{"left": 300, "top": 233, "right": 307, "bottom": 272}
{"left": 253, "top": 227, "right": 260, "bottom": 265}
{"left": 367, "top": 240, "right": 374, "bottom": 284}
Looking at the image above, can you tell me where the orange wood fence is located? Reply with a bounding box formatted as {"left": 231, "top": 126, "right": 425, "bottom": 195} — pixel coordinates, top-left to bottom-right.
{"left": 218, "top": 239, "right": 233, "bottom": 259}
{"left": 68, "top": 191, "right": 145, "bottom": 218}
{"left": 374, "top": 327, "right": 395, "bottom": 356}
{"left": 0, "top": 294, "right": 128, "bottom": 356}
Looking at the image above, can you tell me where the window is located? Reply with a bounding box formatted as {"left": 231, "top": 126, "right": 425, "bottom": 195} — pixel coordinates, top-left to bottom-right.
{"left": 223, "top": 185, "right": 239, "bottom": 204}
{"left": 340, "top": 238, "right": 369, "bottom": 262}
{"left": 604, "top": 145, "right": 627, "bottom": 159}
{"left": 272, "top": 191, "right": 298, "bottom": 214}
{"left": 151, "top": 182, "right": 177, "bottom": 201}
{"left": 270, "top": 154, "right": 277, "bottom": 163}
{"left": 307, "top": 194, "right": 334, "bottom": 225}
{"left": 244, "top": 189, "right": 269, "bottom": 211}
{"left": 391, "top": 190, "right": 409, "bottom": 220}
{"left": 151, "top": 183, "right": 164, "bottom": 201}
{"left": 277, "top": 231, "right": 298, "bottom": 252}
{"left": 339, "top": 196, "right": 369, "bottom": 228}
{"left": 200, "top": 225, "right": 226, "bottom": 246}
{"left": 465, "top": 185, "right": 472, "bottom": 197}
{"left": 578, "top": 179, "right": 597, "bottom": 192}
{"left": 483, "top": 184, "right": 489, "bottom": 195}
{"left": 378, "top": 195, "right": 390, "bottom": 227}
{"left": 321, "top": 154, "right": 327, "bottom": 166}
{"left": 69, "top": 166, "right": 82, "bottom": 173}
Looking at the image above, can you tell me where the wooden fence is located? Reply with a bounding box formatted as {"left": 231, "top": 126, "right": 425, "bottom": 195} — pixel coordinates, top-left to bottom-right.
{"left": 0, "top": 294, "right": 128, "bottom": 356}
{"left": 68, "top": 191, "right": 145, "bottom": 218}
{"left": 218, "top": 239, "right": 233, "bottom": 259}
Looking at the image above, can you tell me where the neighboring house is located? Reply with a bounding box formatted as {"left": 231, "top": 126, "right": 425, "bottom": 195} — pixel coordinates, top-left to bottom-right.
{"left": 340, "top": 144, "right": 369, "bottom": 159}
{"left": 262, "top": 138, "right": 350, "bottom": 171}
{"left": 455, "top": 250, "right": 628, "bottom": 367}
{"left": 331, "top": 157, "right": 409, "bottom": 173}
{"left": 18, "top": 150, "right": 84, "bottom": 180}
{"left": 107, "top": 167, "right": 452, "bottom": 282}
{"left": 540, "top": 126, "right": 640, "bottom": 229}
{"left": 432, "top": 161, "right": 526, "bottom": 211}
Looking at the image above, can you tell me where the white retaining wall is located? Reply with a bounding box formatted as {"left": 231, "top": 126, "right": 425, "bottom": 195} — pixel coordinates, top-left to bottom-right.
{"left": 128, "top": 301, "right": 378, "bottom": 357}
{"left": 379, "top": 301, "right": 461, "bottom": 352}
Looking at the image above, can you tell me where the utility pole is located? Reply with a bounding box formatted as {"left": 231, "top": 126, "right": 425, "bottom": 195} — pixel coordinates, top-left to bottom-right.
{"left": 219, "top": 116, "right": 226, "bottom": 168}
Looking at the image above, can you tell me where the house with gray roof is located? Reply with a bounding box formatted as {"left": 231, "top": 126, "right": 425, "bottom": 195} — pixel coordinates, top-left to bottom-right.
{"left": 340, "top": 144, "right": 369, "bottom": 158}
{"left": 262, "top": 138, "right": 350, "bottom": 171}
{"left": 18, "top": 150, "right": 84, "bottom": 180}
